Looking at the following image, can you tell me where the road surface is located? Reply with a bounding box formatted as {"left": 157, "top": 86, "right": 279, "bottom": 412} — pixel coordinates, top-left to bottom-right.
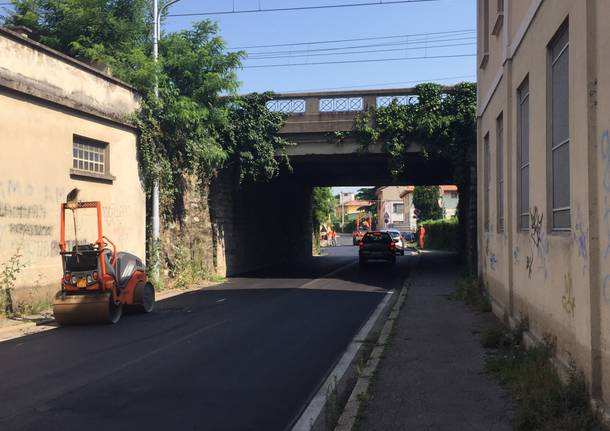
{"left": 0, "top": 238, "right": 412, "bottom": 431}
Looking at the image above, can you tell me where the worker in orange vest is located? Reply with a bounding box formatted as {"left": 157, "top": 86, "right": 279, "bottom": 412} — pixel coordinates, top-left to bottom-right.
{"left": 418, "top": 224, "right": 426, "bottom": 250}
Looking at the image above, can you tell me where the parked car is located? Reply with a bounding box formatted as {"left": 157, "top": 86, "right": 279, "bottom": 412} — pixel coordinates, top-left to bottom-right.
{"left": 381, "top": 228, "right": 405, "bottom": 255}
{"left": 359, "top": 231, "right": 396, "bottom": 266}
{"left": 402, "top": 230, "right": 416, "bottom": 243}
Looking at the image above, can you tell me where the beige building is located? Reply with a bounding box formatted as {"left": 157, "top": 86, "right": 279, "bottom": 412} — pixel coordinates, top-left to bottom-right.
{"left": 376, "top": 186, "right": 406, "bottom": 229}
{"left": 477, "top": 0, "right": 610, "bottom": 409}
{"left": 0, "top": 27, "right": 144, "bottom": 304}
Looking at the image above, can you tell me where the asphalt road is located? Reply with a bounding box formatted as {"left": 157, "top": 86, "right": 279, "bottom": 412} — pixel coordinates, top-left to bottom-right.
{"left": 0, "top": 237, "right": 412, "bottom": 431}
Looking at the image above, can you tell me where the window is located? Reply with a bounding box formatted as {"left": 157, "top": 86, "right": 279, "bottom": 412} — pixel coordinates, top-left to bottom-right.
{"left": 393, "top": 203, "right": 404, "bottom": 214}
{"left": 549, "top": 24, "right": 570, "bottom": 230}
{"left": 71, "top": 136, "right": 112, "bottom": 180}
{"left": 492, "top": 0, "right": 504, "bottom": 36}
{"left": 517, "top": 78, "right": 530, "bottom": 230}
{"left": 484, "top": 133, "right": 490, "bottom": 232}
{"left": 496, "top": 113, "right": 504, "bottom": 232}
{"left": 480, "top": 0, "right": 490, "bottom": 68}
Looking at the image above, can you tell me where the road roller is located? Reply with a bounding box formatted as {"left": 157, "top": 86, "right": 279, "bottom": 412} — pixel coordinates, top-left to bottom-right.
{"left": 53, "top": 199, "right": 155, "bottom": 325}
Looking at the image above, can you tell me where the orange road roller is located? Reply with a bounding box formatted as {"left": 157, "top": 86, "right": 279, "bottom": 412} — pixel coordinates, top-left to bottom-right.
{"left": 53, "top": 198, "right": 155, "bottom": 325}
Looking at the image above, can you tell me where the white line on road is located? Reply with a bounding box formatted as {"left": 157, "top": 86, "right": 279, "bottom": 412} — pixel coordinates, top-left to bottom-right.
{"left": 291, "top": 288, "right": 395, "bottom": 431}
{"left": 216, "top": 298, "right": 227, "bottom": 303}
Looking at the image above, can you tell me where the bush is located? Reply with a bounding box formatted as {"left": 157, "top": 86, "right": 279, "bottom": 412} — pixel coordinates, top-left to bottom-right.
{"left": 420, "top": 217, "right": 459, "bottom": 251}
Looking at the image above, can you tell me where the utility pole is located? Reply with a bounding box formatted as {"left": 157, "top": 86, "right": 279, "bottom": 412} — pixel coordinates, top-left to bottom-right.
{"left": 152, "top": 0, "right": 180, "bottom": 280}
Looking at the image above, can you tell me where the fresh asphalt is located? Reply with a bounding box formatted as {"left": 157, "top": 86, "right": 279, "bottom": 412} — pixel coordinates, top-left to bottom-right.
{"left": 0, "top": 235, "right": 413, "bottom": 431}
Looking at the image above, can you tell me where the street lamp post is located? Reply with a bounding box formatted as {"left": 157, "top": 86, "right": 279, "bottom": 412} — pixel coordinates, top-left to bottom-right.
{"left": 151, "top": 0, "right": 180, "bottom": 280}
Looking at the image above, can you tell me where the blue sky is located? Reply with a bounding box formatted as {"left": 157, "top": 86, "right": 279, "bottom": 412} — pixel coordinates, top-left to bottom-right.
{"left": 164, "top": 0, "right": 477, "bottom": 94}
{"left": 164, "top": 0, "right": 477, "bottom": 194}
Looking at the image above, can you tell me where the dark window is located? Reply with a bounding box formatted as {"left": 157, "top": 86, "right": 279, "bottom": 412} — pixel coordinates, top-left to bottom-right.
{"left": 496, "top": 113, "right": 504, "bottom": 232}
{"left": 517, "top": 78, "right": 530, "bottom": 230}
{"left": 549, "top": 24, "right": 570, "bottom": 229}
{"left": 484, "top": 133, "right": 490, "bottom": 232}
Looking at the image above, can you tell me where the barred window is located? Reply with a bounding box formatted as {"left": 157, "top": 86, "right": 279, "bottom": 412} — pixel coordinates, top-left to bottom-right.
{"left": 549, "top": 24, "right": 570, "bottom": 230}
{"left": 517, "top": 78, "right": 530, "bottom": 230}
{"left": 73, "top": 138, "right": 107, "bottom": 174}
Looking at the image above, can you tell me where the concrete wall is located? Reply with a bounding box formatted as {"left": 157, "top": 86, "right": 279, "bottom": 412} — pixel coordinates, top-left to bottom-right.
{"left": 477, "top": 0, "right": 610, "bottom": 408}
{"left": 0, "top": 28, "right": 143, "bottom": 303}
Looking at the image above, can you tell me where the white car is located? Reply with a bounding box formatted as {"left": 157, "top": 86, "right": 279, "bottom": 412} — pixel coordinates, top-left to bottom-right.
{"left": 380, "top": 229, "right": 405, "bottom": 255}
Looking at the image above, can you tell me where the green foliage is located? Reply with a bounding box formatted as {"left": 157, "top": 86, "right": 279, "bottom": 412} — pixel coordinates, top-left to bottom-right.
{"left": 413, "top": 186, "right": 443, "bottom": 221}
{"left": 355, "top": 187, "right": 377, "bottom": 201}
{"left": 420, "top": 217, "right": 459, "bottom": 251}
{"left": 451, "top": 276, "right": 492, "bottom": 313}
{"left": 485, "top": 332, "right": 605, "bottom": 431}
{"left": 0, "top": 249, "right": 26, "bottom": 318}
{"left": 222, "top": 92, "right": 291, "bottom": 183}
{"left": 5, "top": 0, "right": 150, "bottom": 66}
{"left": 312, "top": 187, "right": 336, "bottom": 229}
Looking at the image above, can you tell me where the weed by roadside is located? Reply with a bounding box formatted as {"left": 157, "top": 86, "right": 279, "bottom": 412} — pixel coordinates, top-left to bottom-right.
{"left": 484, "top": 327, "right": 605, "bottom": 431}
{"left": 450, "top": 276, "right": 492, "bottom": 313}
{"left": 0, "top": 249, "right": 26, "bottom": 318}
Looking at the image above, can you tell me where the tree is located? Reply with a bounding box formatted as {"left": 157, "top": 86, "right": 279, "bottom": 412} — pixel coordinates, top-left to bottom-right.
{"left": 412, "top": 186, "right": 443, "bottom": 221}
{"left": 312, "top": 187, "right": 336, "bottom": 229}
{"left": 355, "top": 187, "right": 376, "bottom": 201}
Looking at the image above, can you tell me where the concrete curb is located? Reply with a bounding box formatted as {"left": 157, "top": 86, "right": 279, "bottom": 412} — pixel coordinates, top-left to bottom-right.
{"left": 333, "top": 257, "right": 419, "bottom": 431}
{"left": 291, "top": 256, "right": 419, "bottom": 431}
{"left": 291, "top": 290, "right": 398, "bottom": 431}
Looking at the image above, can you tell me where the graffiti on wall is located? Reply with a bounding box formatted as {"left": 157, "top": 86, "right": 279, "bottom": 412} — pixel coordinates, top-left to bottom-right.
{"left": 602, "top": 130, "right": 610, "bottom": 261}
{"left": 572, "top": 206, "right": 588, "bottom": 276}
{"left": 525, "top": 206, "right": 549, "bottom": 279}
{"left": 0, "top": 203, "right": 47, "bottom": 219}
{"left": 561, "top": 272, "right": 575, "bottom": 318}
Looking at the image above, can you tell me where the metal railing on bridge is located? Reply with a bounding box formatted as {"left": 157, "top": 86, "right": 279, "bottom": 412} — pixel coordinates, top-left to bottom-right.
{"left": 265, "top": 87, "right": 452, "bottom": 135}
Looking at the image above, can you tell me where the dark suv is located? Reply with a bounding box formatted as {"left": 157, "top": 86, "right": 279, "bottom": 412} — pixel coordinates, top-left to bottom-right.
{"left": 359, "top": 231, "right": 396, "bottom": 266}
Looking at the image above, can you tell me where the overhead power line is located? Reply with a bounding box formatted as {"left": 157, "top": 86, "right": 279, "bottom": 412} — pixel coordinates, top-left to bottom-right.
{"left": 245, "top": 36, "right": 476, "bottom": 58}
{"left": 247, "top": 42, "right": 475, "bottom": 60}
{"left": 228, "top": 29, "right": 475, "bottom": 50}
{"left": 242, "top": 53, "right": 476, "bottom": 68}
{"left": 279, "top": 74, "right": 476, "bottom": 92}
{"left": 168, "top": 0, "right": 440, "bottom": 17}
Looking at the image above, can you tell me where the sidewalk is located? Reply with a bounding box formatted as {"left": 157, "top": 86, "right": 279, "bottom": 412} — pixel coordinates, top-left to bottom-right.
{"left": 356, "top": 251, "right": 513, "bottom": 431}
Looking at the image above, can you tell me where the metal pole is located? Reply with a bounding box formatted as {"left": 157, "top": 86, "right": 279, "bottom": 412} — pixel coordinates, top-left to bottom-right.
{"left": 151, "top": 0, "right": 180, "bottom": 280}
{"left": 151, "top": 0, "right": 160, "bottom": 280}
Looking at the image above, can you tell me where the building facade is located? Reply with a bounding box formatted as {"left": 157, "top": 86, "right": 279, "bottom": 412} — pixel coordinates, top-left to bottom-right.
{"left": 335, "top": 200, "right": 374, "bottom": 222}
{"left": 376, "top": 186, "right": 406, "bottom": 229}
{"left": 477, "top": 0, "right": 610, "bottom": 409}
{"left": 0, "top": 27, "right": 144, "bottom": 304}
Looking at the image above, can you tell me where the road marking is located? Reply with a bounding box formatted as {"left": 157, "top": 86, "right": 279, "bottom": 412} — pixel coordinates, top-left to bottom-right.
{"left": 291, "top": 288, "right": 395, "bottom": 431}
{"left": 296, "top": 261, "right": 356, "bottom": 290}
{"left": 216, "top": 298, "right": 227, "bottom": 303}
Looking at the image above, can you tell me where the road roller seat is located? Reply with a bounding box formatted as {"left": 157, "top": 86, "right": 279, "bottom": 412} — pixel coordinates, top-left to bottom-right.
{"left": 103, "top": 249, "right": 116, "bottom": 279}
{"left": 115, "top": 252, "right": 145, "bottom": 288}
